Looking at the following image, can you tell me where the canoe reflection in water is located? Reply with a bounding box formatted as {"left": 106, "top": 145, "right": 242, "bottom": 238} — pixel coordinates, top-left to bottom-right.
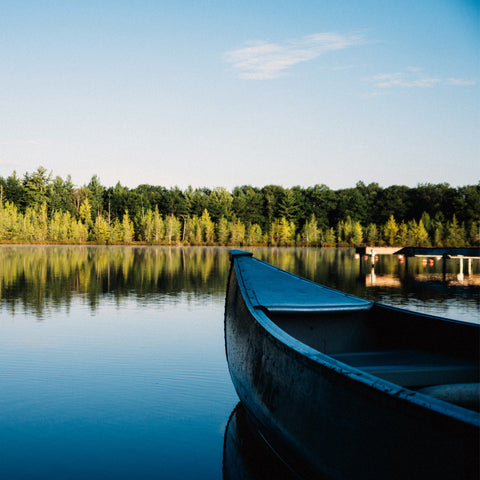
{"left": 223, "top": 403, "right": 308, "bottom": 480}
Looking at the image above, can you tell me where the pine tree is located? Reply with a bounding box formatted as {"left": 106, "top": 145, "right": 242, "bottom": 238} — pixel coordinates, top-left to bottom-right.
{"left": 79, "top": 198, "right": 93, "bottom": 230}
{"left": 33, "top": 203, "right": 49, "bottom": 242}
{"left": 121, "top": 211, "right": 135, "bottom": 243}
{"left": 164, "top": 215, "right": 181, "bottom": 244}
{"left": 323, "top": 227, "right": 336, "bottom": 246}
{"left": 110, "top": 219, "right": 123, "bottom": 243}
{"left": 200, "top": 209, "right": 215, "bottom": 244}
{"left": 216, "top": 217, "right": 230, "bottom": 245}
{"left": 230, "top": 217, "right": 245, "bottom": 245}
{"left": 245, "top": 223, "right": 263, "bottom": 245}
{"left": 141, "top": 209, "right": 154, "bottom": 242}
{"left": 416, "top": 219, "right": 430, "bottom": 246}
{"left": 469, "top": 221, "right": 480, "bottom": 246}
{"left": 365, "top": 223, "right": 379, "bottom": 246}
{"left": 153, "top": 206, "right": 164, "bottom": 243}
{"left": 302, "top": 214, "right": 319, "bottom": 246}
{"left": 278, "top": 217, "right": 296, "bottom": 246}
{"left": 398, "top": 221, "right": 408, "bottom": 246}
{"left": 407, "top": 219, "right": 430, "bottom": 246}
{"left": 445, "top": 215, "right": 465, "bottom": 247}
{"left": 0, "top": 201, "right": 20, "bottom": 240}
{"left": 71, "top": 218, "right": 88, "bottom": 243}
{"left": 433, "top": 224, "right": 444, "bottom": 247}
{"left": 352, "top": 221, "right": 363, "bottom": 245}
{"left": 49, "top": 211, "right": 71, "bottom": 242}
{"left": 383, "top": 215, "right": 399, "bottom": 246}
{"left": 93, "top": 213, "right": 110, "bottom": 244}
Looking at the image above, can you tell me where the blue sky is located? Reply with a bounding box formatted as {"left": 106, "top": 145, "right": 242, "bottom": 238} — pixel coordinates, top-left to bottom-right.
{"left": 1, "top": 0, "right": 478, "bottom": 189}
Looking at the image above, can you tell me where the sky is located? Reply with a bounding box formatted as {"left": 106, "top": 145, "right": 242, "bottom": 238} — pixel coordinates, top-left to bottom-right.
{"left": 1, "top": 0, "right": 479, "bottom": 190}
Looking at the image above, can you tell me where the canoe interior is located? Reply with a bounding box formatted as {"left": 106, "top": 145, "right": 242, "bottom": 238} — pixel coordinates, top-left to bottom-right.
{"left": 268, "top": 304, "right": 479, "bottom": 402}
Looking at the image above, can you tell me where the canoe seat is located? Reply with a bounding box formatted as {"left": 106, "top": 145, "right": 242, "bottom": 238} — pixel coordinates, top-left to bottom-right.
{"left": 331, "top": 350, "right": 479, "bottom": 388}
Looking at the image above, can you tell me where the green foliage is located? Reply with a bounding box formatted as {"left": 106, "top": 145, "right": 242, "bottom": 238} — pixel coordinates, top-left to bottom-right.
{"left": 79, "top": 198, "right": 93, "bottom": 228}
{"left": 207, "top": 187, "right": 233, "bottom": 221}
{"left": 351, "top": 221, "right": 363, "bottom": 245}
{"left": 407, "top": 219, "right": 430, "bottom": 247}
{"left": 469, "top": 221, "right": 480, "bottom": 246}
{"left": 337, "top": 216, "right": 363, "bottom": 245}
{"left": 49, "top": 211, "right": 71, "bottom": 242}
{"left": 383, "top": 215, "right": 399, "bottom": 246}
{"left": 50, "top": 175, "right": 75, "bottom": 214}
{"left": 87, "top": 175, "right": 105, "bottom": 218}
{"left": 216, "top": 217, "right": 230, "bottom": 245}
{"left": 164, "top": 215, "right": 181, "bottom": 244}
{"left": 323, "top": 227, "right": 336, "bottom": 246}
{"left": 0, "top": 201, "right": 20, "bottom": 240}
{"left": 445, "top": 215, "right": 466, "bottom": 247}
{"left": 0, "top": 168, "right": 477, "bottom": 247}
{"left": 246, "top": 223, "right": 263, "bottom": 245}
{"left": 121, "top": 211, "right": 135, "bottom": 244}
{"left": 230, "top": 217, "right": 246, "bottom": 245}
{"left": 365, "top": 223, "right": 379, "bottom": 246}
{"left": 302, "top": 214, "right": 320, "bottom": 246}
{"left": 4, "top": 172, "right": 24, "bottom": 207}
{"left": 23, "top": 167, "right": 50, "bottom": 208}
{"left": 140, "top": 208, "right": 154, "bottom": 242}
{"left": 200, "top": 209, "right": 215, "bottom": 244}
{"left": 398, "top": 222, "right": 408, "bottom": 246}
{"left": 268, "top": 217, "right": 296, "bottom": 246}
{"left": 93, "top": 213, "right": 110, "bottom": 244}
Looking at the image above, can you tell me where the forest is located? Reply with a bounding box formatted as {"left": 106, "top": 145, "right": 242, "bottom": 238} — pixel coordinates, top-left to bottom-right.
{"left": 0, "top": 167, "right": 478, "bottom": 247}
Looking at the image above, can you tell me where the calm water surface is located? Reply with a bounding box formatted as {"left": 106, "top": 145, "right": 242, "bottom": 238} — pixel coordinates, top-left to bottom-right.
{"left": 0, "top": 246, "right": 478, "bottom": 479}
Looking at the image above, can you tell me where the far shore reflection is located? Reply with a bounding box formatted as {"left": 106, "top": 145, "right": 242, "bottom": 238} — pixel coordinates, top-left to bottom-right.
{"left": 0, "top": 245, "right": 478, "bottom": 322}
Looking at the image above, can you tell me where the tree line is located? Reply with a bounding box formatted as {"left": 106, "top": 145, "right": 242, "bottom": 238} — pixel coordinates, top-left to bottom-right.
{"left": 0, "top": 167, "right": 478, "bottom": 246}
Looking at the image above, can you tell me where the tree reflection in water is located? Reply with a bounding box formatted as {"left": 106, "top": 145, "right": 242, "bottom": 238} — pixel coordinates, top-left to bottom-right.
{"left": 0, "top": 245, "right": 478, "bottom": 322}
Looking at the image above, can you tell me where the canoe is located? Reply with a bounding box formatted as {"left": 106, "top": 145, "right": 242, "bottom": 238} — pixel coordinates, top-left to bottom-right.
{"left": 224, "top": 250, "right": 479, "bottom": 480}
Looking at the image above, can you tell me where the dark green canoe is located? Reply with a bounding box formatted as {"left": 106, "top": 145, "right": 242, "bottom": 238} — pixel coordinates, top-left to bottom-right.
{"left": 225, "top": 251, "right": 479, "bottom": 480}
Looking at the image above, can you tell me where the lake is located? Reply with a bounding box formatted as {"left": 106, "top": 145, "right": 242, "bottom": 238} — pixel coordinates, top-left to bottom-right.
{"left": 0, "top": 246, "right": 478, "bottom": 479}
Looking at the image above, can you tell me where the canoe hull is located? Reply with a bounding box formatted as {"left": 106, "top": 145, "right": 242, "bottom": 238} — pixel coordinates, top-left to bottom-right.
{"left": 225, "top": 255, "right": 479, "bottom": 479}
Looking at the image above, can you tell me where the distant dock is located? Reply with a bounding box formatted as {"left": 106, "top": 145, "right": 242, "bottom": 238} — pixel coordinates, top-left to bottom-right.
{"left": 355, "top": 246, "right": 400, "bottom": 256}
{"left": 395, "top": 247, "right": 480, "bottom": 259}
{"left": 356, "top": 246, "right": 480, "bottom": 282}
{"left": 356, "top": 246, "right": 480, "bottom": 258}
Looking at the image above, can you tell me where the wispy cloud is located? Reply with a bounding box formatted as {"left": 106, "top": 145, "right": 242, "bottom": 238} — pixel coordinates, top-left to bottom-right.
{"left": 367, "top": 68, "right": 476, "bottom": 89}
{"left": 224, "top": 33, "right": 365, "bottom": 80}
{"left": 444, "top": 78, "right": 477, "bottom": 87}
{"left": 0, "top": 139, "right": 53, "bottom": 147}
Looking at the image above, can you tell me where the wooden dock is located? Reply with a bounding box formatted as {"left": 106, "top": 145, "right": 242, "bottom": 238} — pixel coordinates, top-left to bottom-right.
{"left": 355, "top": 246, "right": 480, "bottom": 282}
{"left": 355, "top": 246, "right": 402, "bottom": 256}
{"left": 356, "top": 246, "right": 480, "bottom": 258}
